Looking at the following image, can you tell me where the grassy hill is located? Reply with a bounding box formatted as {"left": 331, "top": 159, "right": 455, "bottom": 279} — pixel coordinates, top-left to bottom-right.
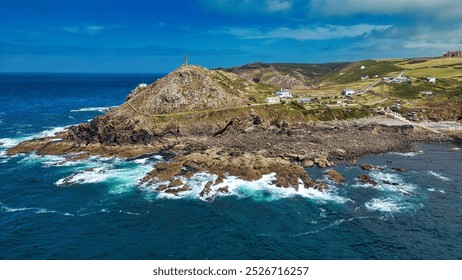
{"left": 221, "top": 57, "right": 461, "bottom": 121}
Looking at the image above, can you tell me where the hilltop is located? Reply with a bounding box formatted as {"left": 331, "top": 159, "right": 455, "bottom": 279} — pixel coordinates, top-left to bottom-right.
{"left": 122, "top": 64, "right": 263, "bottom": 115}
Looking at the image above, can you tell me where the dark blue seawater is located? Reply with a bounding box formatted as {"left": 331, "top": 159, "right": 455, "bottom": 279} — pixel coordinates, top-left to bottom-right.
{"left": 0, "top": 73, "right": 461, "bottom": 260}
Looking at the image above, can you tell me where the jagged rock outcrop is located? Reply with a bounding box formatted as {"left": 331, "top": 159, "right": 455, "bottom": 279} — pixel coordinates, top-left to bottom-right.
{"left": 124, "top": 65, "right": 253, "bottom": 115}
{"left": 141, "top": 149, "right": 329, "bottom": 192}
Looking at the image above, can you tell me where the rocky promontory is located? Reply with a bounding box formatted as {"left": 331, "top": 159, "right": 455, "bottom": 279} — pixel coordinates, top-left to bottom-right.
{"left": 7, "top": 64, "right": 461, "bottom": 195}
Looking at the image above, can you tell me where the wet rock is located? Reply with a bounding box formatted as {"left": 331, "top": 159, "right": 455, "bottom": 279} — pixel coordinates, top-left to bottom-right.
{"left": 199, "top": 181, "right": 213, "bottom": 197}
{"left": 217, "top": 186, "right": 230, "bottom": 194}
{"left": 214, "top": 174, "right": 225, "bottom": 185}
{"left": 182, "top": 171, "right": 195, "bottom": 179}
{"left": 168, "top": 178, "right": 184, "bottom": 188}
{"left": 305, "top": 180, "right": 329, "bottom": 191}
{"left": 361, "top": 164, "right": 373, "bottom": 171}
{"left": 141, "top": 162, "right": 183, "bottom": 183}
{"left": 382, "top": 180, "right": 399, "bottom": 186}
{"left": 156, "top": 184, "right": 168, "bottom": 191}
{"left": 393, "top": 167, "right": 405, "bottom": 172}
{"left": 165, "top": 184, "right": 190, "bottom": 196}
{"left": 358, "top": 175, "right": 377, "bottom": 186}
{"left": 326, "top": 169, "right": 345, "bottom": 184}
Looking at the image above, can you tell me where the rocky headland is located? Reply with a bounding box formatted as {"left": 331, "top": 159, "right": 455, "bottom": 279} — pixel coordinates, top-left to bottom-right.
{"left": 7, "top": 64, "right": 462, "bottom": 197}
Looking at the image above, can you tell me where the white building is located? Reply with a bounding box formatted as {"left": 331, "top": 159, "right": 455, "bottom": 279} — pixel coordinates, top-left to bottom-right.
{"left": 275, "top": 89, "right": 292, "bottom": 98}
{"left": 341, "top": 89, "right": 356, "bottom": 96}
{"left": 138, "top": 83, "right": 148, "bottom": 88}
{"left": 360, "top": 65, "right": 366, "bottom": 70}
{"left": 426, "top": 76, "right": 436, "bottom": 83}
{"left": 264, "top": 97, "right": 281, "bottom": 104}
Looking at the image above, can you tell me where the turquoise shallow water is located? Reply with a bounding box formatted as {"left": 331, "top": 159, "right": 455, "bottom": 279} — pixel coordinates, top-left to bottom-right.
{"left": 0, "top": 73, "right": 461, "bottom": 259}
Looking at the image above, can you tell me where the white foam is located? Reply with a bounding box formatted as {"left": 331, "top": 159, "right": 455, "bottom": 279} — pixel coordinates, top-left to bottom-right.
{"left": 107, "top": 165, "right": 153, "bottom": 194}
{"left": 70, "top": 106, "right": 118, "bottom": 112}
{"left": 0, "top": 138, "right": 21, "bottom": 148}
{"left": 368, "top": 171, "right": 416, "bottom": 195}
{"left": 35, "top": 126, "right": 68, "bottom": 138}
{"left": 389, "top": 151, "right": 421, "bottom": 157}
{"left": 119, "top": 210, "right": 140, "bottom": 216}
{"left": 427, "top": 188, "right": 445, "bottom": 194}
{"left": 427, "top": 171, "right": 451, "bottom": 182}
{"left": 148, "top": 172, "right": 350, "bottom": 204}
{"left": 53, "top": 157, "right": 155, "bottom": 195}
{"left": 133, "top": 158, "right": 149, "bottom": 165}
{"left": 1, "top": 204, "right": 32, "bottom": 213}
{"left": 365, "top": 198, "right": 412, "bottom": 213}
{"left": 55, "top": 167, "right": 112, "bottom": 186}
{"left": 0, "top": 203, "right": 74, "bottom": 216}
{"left": 0, "top": 126, "right": 69, "bottom": 150}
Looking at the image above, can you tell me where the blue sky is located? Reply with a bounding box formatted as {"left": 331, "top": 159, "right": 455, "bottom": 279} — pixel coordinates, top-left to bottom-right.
{"left": 1, "top": 0, "right": 462, "bottom": 73}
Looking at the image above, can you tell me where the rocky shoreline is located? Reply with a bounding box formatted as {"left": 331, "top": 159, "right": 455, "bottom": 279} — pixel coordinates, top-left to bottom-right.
{"left": 5, "top": 65, "right": 462, "bottom": 197}
{"left": 7, "top": 114, "right": 460, "bottom": 197}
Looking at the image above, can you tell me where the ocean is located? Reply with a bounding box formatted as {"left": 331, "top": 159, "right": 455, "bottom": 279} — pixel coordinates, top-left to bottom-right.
{"left": 0, "top": 73, "right": 461, "bottom": 260}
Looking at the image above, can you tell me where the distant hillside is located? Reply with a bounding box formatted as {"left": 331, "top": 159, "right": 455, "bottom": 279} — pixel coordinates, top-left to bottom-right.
{"left": 320, "top": 60, "right": 404, "bottom": 84}
{"left": 220, "top": 62, "right": 348, "bottom": 88}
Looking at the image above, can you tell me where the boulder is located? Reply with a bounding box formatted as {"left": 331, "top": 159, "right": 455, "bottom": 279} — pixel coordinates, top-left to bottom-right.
{"left": 325, "top": 169, "right": 345, "bottom": 184}
{"left": 214, "top": 174, "right": 226, "bottom": 185}
{"left": 314, "top": 155, "right": 333, "bottom": 168}
{"left": 358, "top": 175, "right": 377, "bottom": 186}
{"left": 141, "top": 161, "right": 183, "bottom": 183}
{"left": 392, "top": 167, "right": 405, "bottom": 172}
{"left": 199, "top": 181, "right": 213, "bottom": 197}
{"left": 217, "top": 186, "right": 230, "bottom": 194}
{"left": 156, "top": 184, "right": 168, "bottom": 191}
{"left": 168, "top": 178, "right": 184, "bottom": 188}
{"left": 361, "top": 164, "right": 373, "bottom": 171}
{"left": 182, "top": 171, "right": 195, "bottom": 179}
{"left": 302, "top": 159, "right": 315, "bottom": 167}
{"left": 165, "top": 184, "right": 190, "bottom": 196}
{"left": 306, "top": 180, "right": 329, "bottom": 191}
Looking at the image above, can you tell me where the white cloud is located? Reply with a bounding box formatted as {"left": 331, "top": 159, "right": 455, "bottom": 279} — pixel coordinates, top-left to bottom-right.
{"left": 62, "top": 24, "right": 105, "bottom": 35}
{"left": 213, "top": 24, "right": 391, "bottom": 41}
{"left": 310, "top": 0, "right": 462, "bottom": 20}
{"left": 199, "top": 0, "right": 299, "bottom": 14}
{"left": 403, "top": 24, "right": 462, "bottom": 50}
{"left": 266, "top": 0, "right": 293, "bottom": 12}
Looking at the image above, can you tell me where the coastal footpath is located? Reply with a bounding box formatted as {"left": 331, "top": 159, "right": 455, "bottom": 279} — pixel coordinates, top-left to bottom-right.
{"left": 7, "top": 64, "right": 462, "bottom": 196}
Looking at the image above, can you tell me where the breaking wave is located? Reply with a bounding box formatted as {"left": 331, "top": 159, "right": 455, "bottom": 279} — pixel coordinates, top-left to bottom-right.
{"left": 389, "top": 151, "right": 421, "bottom": 157}
{"left": 427, "top": 171, "right": 451, "bottom": 182}
{"left": 70, "top": 106, "right": 117, "bottom": 112}
{"left": 0, "top": 126, "right": 69, "bottom": 149}
{"left": 143, "top": 172, "right": 350, "bottom": 204}
{"left": 365, "top": 198, "right": 414, "bottom": 213}
{"left": 368, "top": 171, "right": 416, "bottom": 195}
